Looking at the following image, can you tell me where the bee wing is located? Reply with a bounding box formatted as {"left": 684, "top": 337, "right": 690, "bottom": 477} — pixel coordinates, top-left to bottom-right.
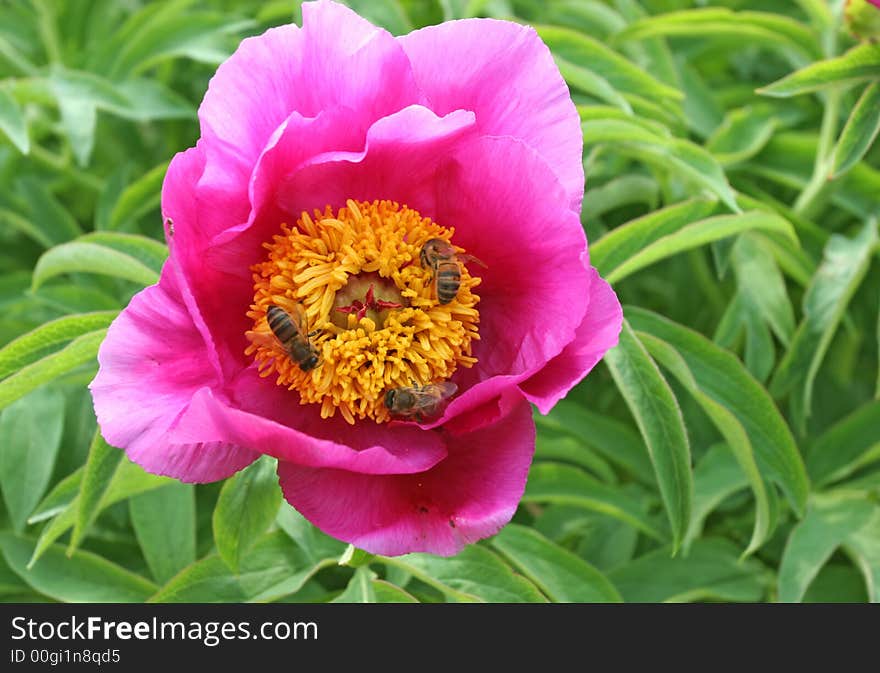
{"left": 432, "top": 382, "right": 458, "bottom": 400}
{"left": 287, "top": 303, "right": 310, "bottom": 336}
{"left": 458, "top": 253, "right": 487, "bottom": 269}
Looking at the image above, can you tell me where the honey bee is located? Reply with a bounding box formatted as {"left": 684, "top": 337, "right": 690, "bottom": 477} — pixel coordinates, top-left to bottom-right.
{"left": 384, "top": 382, "right": 458, "bottom": 420}
{"left": 266, "top": 304, "right": 321, "bottom": 372}
{"left": 419, "top": 238, "right": 486, "bottom": 304}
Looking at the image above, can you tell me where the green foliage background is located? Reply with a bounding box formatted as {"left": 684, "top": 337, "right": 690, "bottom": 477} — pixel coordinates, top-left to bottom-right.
{"left": 0, "top": 0, "right": 879, "bottom": 603}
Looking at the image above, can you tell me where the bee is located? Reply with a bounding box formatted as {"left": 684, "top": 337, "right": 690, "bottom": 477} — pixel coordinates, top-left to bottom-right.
{"left": 384, "top": 382, "right": 458, "bottom": 420}
{"left": 266, "top": 304, "right": 321, "bottom": 372}
{"left": 419, "top": 238, "right": 486, "bottom": 305}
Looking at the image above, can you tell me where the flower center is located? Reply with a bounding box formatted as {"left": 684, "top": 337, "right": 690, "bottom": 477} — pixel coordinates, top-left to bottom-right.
{"left": 245, "top": 199, "right": 481, "bottom": 424}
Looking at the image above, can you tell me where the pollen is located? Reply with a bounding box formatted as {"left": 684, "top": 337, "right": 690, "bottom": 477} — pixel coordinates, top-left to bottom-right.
{"left": 245, "top": 199, "right": 481, "bottom": 424}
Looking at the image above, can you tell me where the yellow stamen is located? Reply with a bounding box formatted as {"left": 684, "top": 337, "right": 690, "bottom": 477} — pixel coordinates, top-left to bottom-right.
{"left": 245, "top": 199, "right": 481, "bottom": 424}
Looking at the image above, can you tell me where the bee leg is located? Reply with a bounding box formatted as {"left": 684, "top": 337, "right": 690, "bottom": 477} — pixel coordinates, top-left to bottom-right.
{"left": 307, "top": 329, "right": 321, "bottom": 338}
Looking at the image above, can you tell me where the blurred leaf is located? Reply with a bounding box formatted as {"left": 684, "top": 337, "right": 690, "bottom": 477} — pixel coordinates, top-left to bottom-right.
{"left": 604, "top": 321, "right": 692, "bottom": 552}
{"left": 213, "top": 456, "right": 282, "bottom": 572}
{"left": 149, "top": 531, "right": 335, "bottom": 603}
{"left": 106, "top": 162, "right": 169, "bottom": 231}
{"left": 609, "top": 538, "right": 769, "bottom": 602}
{"left": 614, "top": 9, "right": 819, "bottom": 61}
{"left": 628, "top": 308, "right": 809, "bottom": 516}
{"left": 758, "top": 43, "right": 880, "bottom": 98}
{"left": 29, "top": 458, "right": 172, "bottom": 567}
{"left": 32, "top": 241, "right": 160, "bottom": 289}
{"left": 808, "top": 401, "right": 880, "bottom": 487}
{"left": 371, "top": 579, "right": 419, "bottom": 603}
{"left": 598, "top": 211, "right": 797, "bottom": 285}
{"left": 843, "top": 510, "right": 880, "bottom": 602}
{"left": 491, "top": 524, "right": 622, "bottom": 602}
{"left": 778, "top": 495, "right": 875, "bottom": 603}
{"left": 732, "top": 234, "right": 796, "bottom": 346}
{"left": 582, "top": 119, "right": 739, "bottom": 211}
{"left": 28, "top": 467, "right": 82, "bottom": 524}
{"left": 0, "top": 311, "right": 117, "bottom": 379}
{"left": 831, "top": 83, "right": 880, "bottom": 179}
{"left": 0, "top": 388, "right": 64, "bottom": 531}
{"left": 332, "top": 566, "right": 378, "bottom": 603}
{"left": 582, "top": 174, "right": 659, "bottom": 218}
{"left": 18, "top": 177, "right": 84, "bottom": 247}
{"left": 69, "top": 431, "right": 123, "bottom": 553}
{"left": 535, "top": 401, "right": 655, "bottom": 485}
{"left": 535, "top": 434, "right": 616, "bottom": 483}
{"left": 130, "top": 483, "right": 196, "bottom": 584}
{"left": 0, "top": 532, "right": 156, "bottom": 602}
{"left": 685, "top": 444, "right": 749, "bottom": 548}
{"left": 771, "top": 219, "right": 879, "bottom": 432}
{"left": 524, "top": 463, "right": 665, "bottom": 541}
{"left": 536, "top": 25, "right": 683, "bottom": 104}
{"left": 385, "top": 545, "right": 547, "bottom": 603}
{"left": 0, "top": 329, "right": 105, "bottom": 411}
{"left": 591, "top": 198, "right": 717, "bottom": 281}
{"left": 0, "top": 86, "right": 28, "bottom": 153}
{"left": 276, "top": 504, "right": 346, "bottom": 562}
{"left": 77, "top": 232, "right": 168, "bottom": 273}
{"left": 707, "top": 107, "right": 778, "bottom": 166}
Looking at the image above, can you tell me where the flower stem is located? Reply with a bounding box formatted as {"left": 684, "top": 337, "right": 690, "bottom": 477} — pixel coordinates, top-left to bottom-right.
{"left": 792, "top": 88, "right": 841, "bottom": 220}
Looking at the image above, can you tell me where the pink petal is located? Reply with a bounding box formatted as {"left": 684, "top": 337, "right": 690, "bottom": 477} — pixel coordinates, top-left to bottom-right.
{"left": 399, "top": 18, "right": 584, "bottom": 211}
{"left": 198, "top": 0, "right": 418, "bottom": 182}
{"left": 520, "top": 267, "right": 623, "bottom": 413}
{"left": 89, "top": 263, "right": 260, "bottom": 482}
{"left": 276, "top": 392, "right": 535, "bottom": 556}
{"left": 168, "top": 367, "right": 446, "bottom": 475}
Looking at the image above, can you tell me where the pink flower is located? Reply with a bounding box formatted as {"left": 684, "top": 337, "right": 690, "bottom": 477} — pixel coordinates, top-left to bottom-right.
{"left": 89, "top": 0, "right": 622, "bottom": 556}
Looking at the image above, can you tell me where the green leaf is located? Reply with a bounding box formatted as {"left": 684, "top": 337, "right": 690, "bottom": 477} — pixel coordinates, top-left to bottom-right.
{"left": 0, "top": 86, "right": 28, "bottom": 153}
{"left": 536, "top": 24, "right": 682, "bottom": 98}
{"left": 609, "top": 538, "right": 769, "bottom": 602}
{"left": 276, "top": 504, "right": 346, "bottom": 563}
{"left": 808, "top": 401, "right": 880, "bottom": 487}
{"left": 1, "top": 533, "right": 156, "bottom": 602}
{"left": 371, "top": 579, "right": 419, "bottom": 603}
{"left": 831, "top": 83, "right": 880, "bottom": 179}
{"left": 107, "top": 162, "right": 169, "bottom": 231}
{"left": 384, "top": 545, "right": 547, "bottom": 603}
{"left": 558, "top": 58, "right": 632, "bottom": 112}
{"left": 524, "top": 463, "right": 666, "bottom": 541}
{"left": 707, "top": 106, "right": 778, "bottom": 166}
{"left": 77, "top": 232, "right": 167, "bottom": 274}
{"left": 582, "top": 120, "right": 739, "bottom": 211}
{"left": 0, "top": 311, "right": 117, "bottom": 379}
{"left": 598, "top": 211, "right": 797, "bottom": 285}
{"left": 69, "top": 431, "right": 123, "bottom": 552}
{"left": 28, "top": 458, "right": 172, "bottom": 567}
{"left": 778, "top": 495, "right": 875, "bottom": 602}
{"left": 771, "top": 219, "right": 879, "bottom": 432}
{"left": 614, "top": 9, "right": 819, "bottom": 62}
{"left": 213, "top": 456, "right": 282, "bottom": 572}
{"left": 604, "top": 321, "right": 692, "bottom": 551}
{"left": 636, "top": 332, "right": 772, "bottom": 557}
{"left": 628, "top": 308, "right": 809, "bottom": 516}
{"left": 0, "top": 389, "right": 64, "bottom": 531}
{"left": 18, "top": 177, "right": 84, "bottom": 246}
{"left": 332, "top": 566, "right": 378, "bottom": 603}
{"left": 32, "top": 241, "right": 160, "bottom": 289}
{"left": 732, "top": 234, "right": 796, "bottom": 346}
{"left": 535, "top": 434, "right": 617, "bottom": 484}
{"left": 843, "top": 510, "right": 880, "bottom": 602}
{"left": 28, "top": 467, "right": 82, "bottom": 524}
{"left": 491, "top": 524, "right": 622, "bottom": 602}
{"left": 590, "top": 198, "right": 718, "bottom": 281}
{"left": 130, "top": 483, "right": 196, "bottom": 584}
{"left": 149, "top": 531, "right": 334, "bottom": 603}
{"left": 535, "top": 401, "right": 655, "bottom": 485}
{"left": 685, "top": 444, "right": 749, "bottom": 548}
{"left": 0, "top": 329, "right": 106, "bottom": 412}
{"left": 758, "top": 43, "right": 880, "bottom": 98}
